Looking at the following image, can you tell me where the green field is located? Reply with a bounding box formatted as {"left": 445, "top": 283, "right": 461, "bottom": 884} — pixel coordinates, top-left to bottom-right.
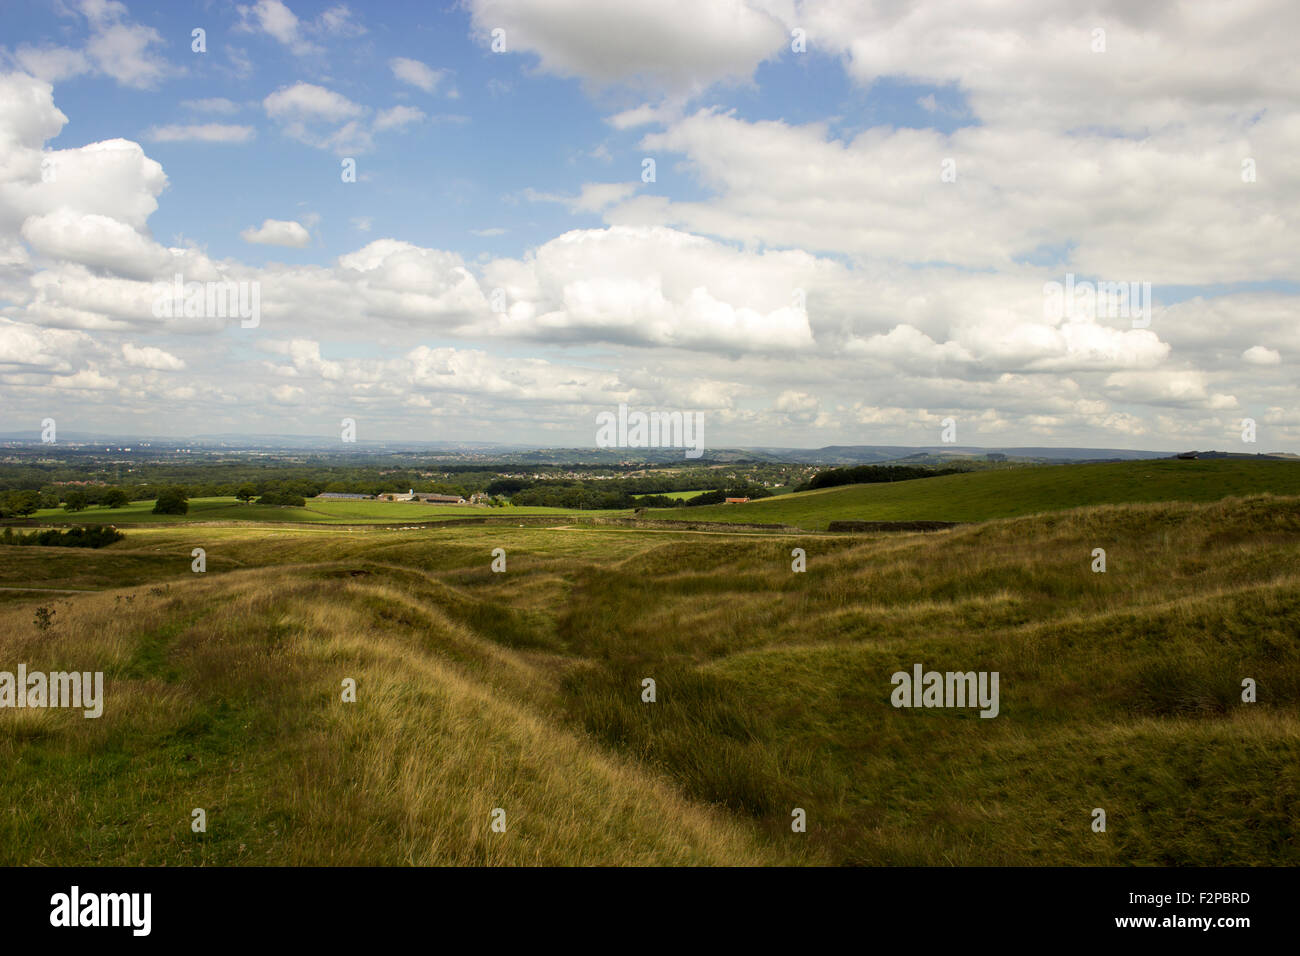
{"left": 26, "top": 496, "right": 631, "bottom": 525}
{"left": 631, "top": 488, "right": 712, "bottom": 503}
{"left": 647, "top": 459, "right": 1300, "bottom": 528}
{"left": 2, "top": 462, "right": 1298, "bottom": 865}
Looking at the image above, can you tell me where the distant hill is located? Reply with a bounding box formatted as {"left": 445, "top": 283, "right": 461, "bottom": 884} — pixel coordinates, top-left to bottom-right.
{"left": 647, "top": 458, "right": 1300, "bottom": 529}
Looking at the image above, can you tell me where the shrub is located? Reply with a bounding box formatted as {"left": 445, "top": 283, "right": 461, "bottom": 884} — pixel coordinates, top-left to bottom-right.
{"left": 152, "top": 487, "right": 189, "bottom": 515}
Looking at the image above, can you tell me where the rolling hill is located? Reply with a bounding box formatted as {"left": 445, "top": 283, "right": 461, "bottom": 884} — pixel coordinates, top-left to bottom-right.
{"left": 648, "top": 459, "right": 1300, "bottom": 529}
{"left": 2, "top": 485, "right": 1298, "bottom": 864}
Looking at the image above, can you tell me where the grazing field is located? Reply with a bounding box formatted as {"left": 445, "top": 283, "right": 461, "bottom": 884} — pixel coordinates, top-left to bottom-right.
{"left": 647, "top": 458, "right": 1300, "bottom": 529}
{"left": 634, "top": 489, "right": 710, "bottom": 501}
{"left": 26, "top": 496, "right": 631, "bottom": 526}
{"left": 2, "top": 485, "right": 1297, "bottom": 865}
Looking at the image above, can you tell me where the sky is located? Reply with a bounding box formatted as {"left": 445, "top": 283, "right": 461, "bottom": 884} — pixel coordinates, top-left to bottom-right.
{"left": 0, "top": 0, "right": 1296, "bottom": 451}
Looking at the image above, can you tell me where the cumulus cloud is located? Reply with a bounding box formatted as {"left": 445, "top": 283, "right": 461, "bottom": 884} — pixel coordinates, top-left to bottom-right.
{"left": 264, "top": 82, "right": 363, "bottom": 123}
{"left": 236, "top": 1, "right": 365, "bottom": 54}
{"left": 240, "top": 219, "right": 312, "bottom": 247}
{"left": 1243, "top": 345, "right": 1282, "bottom": 365}
{"left": 21, "top": 208, "right": 170, "bottom": 278}
{"left": 11, "top": 0, "right": 177, "bottom": 91}
{"left": 466, "top": 0, "right": 788, "bottom": 93}
{"left": 263, "top": 82, "right": 425, "bottom": 153}
{"left": 622, "top": 107, "right": 1300, "bottom": 285}
{"left": 478, "top": 225, "right": 818, "bottom": 352}
{"left": 121, "top": 342, "right": 184, "bottom": 370}
{"left": 0, "top": 46, "right": 1296, "bottom": 451}
{"left": 236, "top": 0, "right": 321, "bottom": 55}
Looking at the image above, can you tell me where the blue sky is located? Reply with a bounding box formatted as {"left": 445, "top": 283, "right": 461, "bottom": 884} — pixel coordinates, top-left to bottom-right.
{"left": 0, "top": 0, "right": 1296, "bottom": 451}
{"left": 14, "top": 0, "right": 926, "bottom": 267}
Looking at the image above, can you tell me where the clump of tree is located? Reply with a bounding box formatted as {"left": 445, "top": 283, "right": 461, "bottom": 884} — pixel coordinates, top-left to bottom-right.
{"left": 684, "top": 485, "right": 773, "bottom": 506}
{"left": 794, "top": 464, "right": 963, "bottom": 492}
{"left": 3, "top": 525, "right": 125, "bottom": 548}
{"left": 631, "top": 494, "right": 685, "bottom": 508}
{"left": 101, "top": 488, "right": 129, "bottom": 508}
{"left": 62, "top": 489, "right": 88, "bottom": 512}
{"left": 0, "top": 489, "right": 41, "bottom": 517}
{"left": 152, "top": 486, "right": 189, "bottom": 515}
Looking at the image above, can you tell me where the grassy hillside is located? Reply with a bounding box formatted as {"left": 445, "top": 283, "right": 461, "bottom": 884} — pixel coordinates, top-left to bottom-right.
{"left": 2, "top": 491, "right": 1297, "bottom": 864}
{"left": 647, "top": 459, "right": 1300, "bottom": 529}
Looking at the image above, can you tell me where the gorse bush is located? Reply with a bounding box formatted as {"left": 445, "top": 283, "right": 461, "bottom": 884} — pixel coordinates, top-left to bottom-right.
{"left": 1, "top": 525, "right": 125, "bottom": 548}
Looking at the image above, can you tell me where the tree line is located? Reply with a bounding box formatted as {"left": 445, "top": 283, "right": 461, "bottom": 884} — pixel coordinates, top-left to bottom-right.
{"left": 793, "top": 464, "right": 964, "bottom": 492}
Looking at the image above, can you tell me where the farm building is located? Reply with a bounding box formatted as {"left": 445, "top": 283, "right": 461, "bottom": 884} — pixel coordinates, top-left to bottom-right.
{"left": 317, "top": 493, "right": 374, "bottom": 500}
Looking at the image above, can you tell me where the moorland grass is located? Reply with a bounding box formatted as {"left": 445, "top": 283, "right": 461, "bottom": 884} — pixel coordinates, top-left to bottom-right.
{"left": 1, "top": 490, "right": 1297, "bottom": 865}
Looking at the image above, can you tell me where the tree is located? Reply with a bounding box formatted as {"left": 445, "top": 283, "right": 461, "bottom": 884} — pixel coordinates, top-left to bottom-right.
{"left": 101, "top": 488, "right": 129, "bottom": 509}
{"left": 38, "top": 488, "right": 60, "bottom": 510}
{"left": 4, "top": 490, "right": 41, "bottom": 516}
{"left": 152, "top": 486, "right": 189, "bottom": 515}
{"left": 63, "top": 490, "right": 88, "bottom": 513}
{"left": 236, "top": 484, "right": 257, "bottom": 504}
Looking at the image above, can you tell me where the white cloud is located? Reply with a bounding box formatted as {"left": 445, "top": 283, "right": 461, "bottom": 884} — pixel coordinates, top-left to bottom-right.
{"left": 21, "top": 209, "right": 170, "bottom": 279}
{"left": 479, "top": 225, "right": 818, "bottom": 353}
{"left": 80, "top": 0, "right": 171, "bottom": 89}
{"left": 1243, "top": 345, "right": 1282, "bottom": 365}
{"left": 122, "top": 342, "right": 184, "bottom": 370}
{"left": 318, "top": 5, "right": 366, "bottom": 37}
{"left": 467, "top": 0, "right": 789, "bottom": 93}
{"left": 1, "top": 61, "right": 1296, "bottom": 449}
{"left": 236, "top": 0, "right": 321, "bottom": 56}
{"left": 390, "top": 57, "right": 446, "bottom": 93}
{"left": 525, "top": 182, "right": 638, "bottom": 214}
{"left": 1103, "top": 370, "right": 1236, "bottom": 409}
{"left": 373, "top": 105, "right": 425, "bottom": 132}
{"left": 264, "top": 82, "right": 363, "bottom": 123}
{"left": 0, "top": 318, "right": 90, "bottom": 374}
{"left": 263, "top": 82, "right": 370, "bottom": 153}
{"left": 240, "top": 219, "right": 311, "bottom": 247}
{"left": 4, "top": 1, "right": 171, "bottom": 89}
{"left": 8, "top": 46, "right": 91, "bottom": 83}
